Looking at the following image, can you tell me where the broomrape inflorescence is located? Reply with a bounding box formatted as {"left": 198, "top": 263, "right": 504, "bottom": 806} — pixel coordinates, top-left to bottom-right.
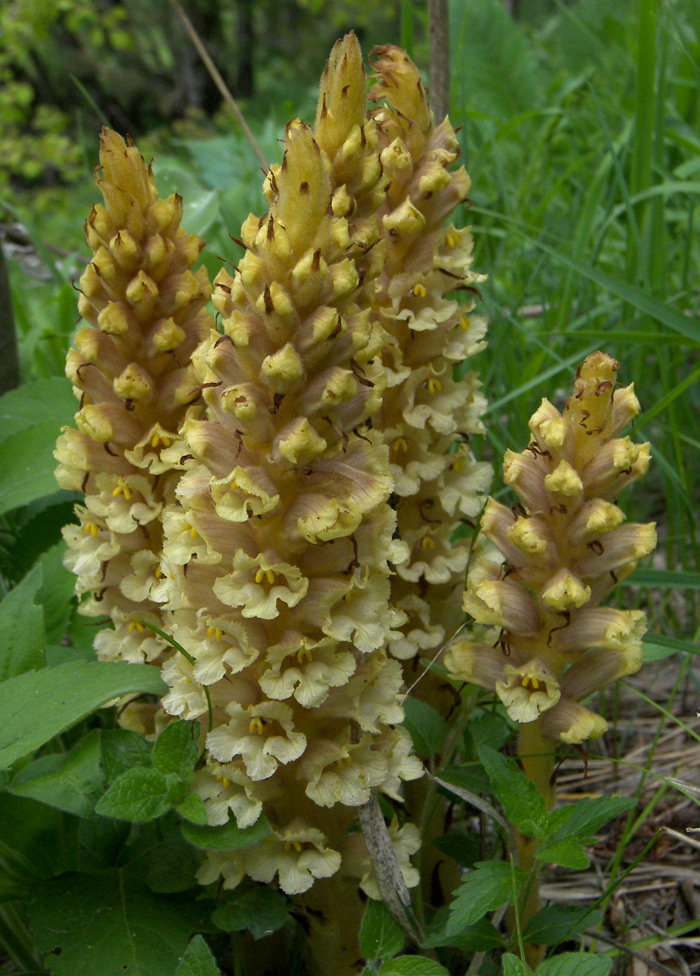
{"left": 55, "top": 129, "right": 214, "bottom": 671}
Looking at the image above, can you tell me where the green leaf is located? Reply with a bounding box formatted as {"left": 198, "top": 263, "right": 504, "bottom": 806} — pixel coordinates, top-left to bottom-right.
{"left": 28, "top": 870, "right": 211, "bottom": 976}
{"left": 0, "top": 377, "right": 75, "bottom": 443}
{"left": 176, "top": 792, "right": 208, "bottom": 826}
{"left": 547, "top": 795, "right": 634, "bottom": 844}
{"left": 423, "top": 917, "right": 503, "bottom": 952}
{"left": 523, "top": 905, "right": 603, "bottom": 947}
{"left": 626, "top": 568, "right": 700, "bottom": 589}
{"left": 445, "top": 862, "right": 526, "bottom": 935}
{"left": 0, "top": 661, "right": 167, "bottom": 769}
{"left": 379, "top": 959, "right": 450, "bottom": 975}
{"left": 478, "top": 745, "right": 547, "bottom": 838}
{"left": 535, "top": 952, "right": 612, "bottom": 976}
{"left": 465, "top": 710, "right": 515, "bottom": 754}
{"left": 9, "top": 730, "right": 104, "bottom": 817}
{"left": 36, "top": 542, "right": 75, "bottom": 645}
{"left": 0, "top": 424, "right": 71, "bottom": 515}
{"left": 182, "top": 813, "right": 270, "bottom": 851}
{"left": 212, "top": 887, "right": 289, "bottom": 940}
{"left": 360, "top": 899, "right": 405, "bottom": 961}
{"left": 402, "top": 698, "right": 447, "bottom": 755}
{"left": 134, "top": 818, "right": 202, "bottom": 894}
{"left": 641, "top": 634, "right": 698, "bottom": 662}
{"left": 535, "top": 838, "right": 590, "bottom": 870}
{"left": 95, "top": 767, "right": 170, "bottom": 823}
{"left": 0, "top": 564, "right": 45, "bottom": 681}
{"left": 175, "top": 935, "right": 221, "bottom": 976}
{"left": 101, "top": 729, "right": 153, "bottom": 784}
{"left": 152, "top": 721, "right": 199, "bottom": 780}
{"left": 431, "top": 831, "right": 481, "bottom": 869}
{"left": 502, "top": 954, "right": 534, "bottom": 976}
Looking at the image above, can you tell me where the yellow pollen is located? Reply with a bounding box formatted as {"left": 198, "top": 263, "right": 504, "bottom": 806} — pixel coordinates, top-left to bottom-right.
{"left": 207, "top": 626, "right": 223, "bottom": 641}
{"left": 84, "top": 522, "right": 99, "bottom": 537}
{"left": 151, "top": 432, "right": 171, "bottom": 448}
{"left": 182, "top": 521, "right": 198, "bottom": 539}
{"left": 452, "top": 458, "right": 465, "bottom": 473}
{"left": 297, "top": 648, "right": 313, "bottom": 664}
{"left": 446, "top": 231, "right": 459, "bottom": 247}
{"left": 154, "top": 566, "right": 163, "bottom": 578}
{"left": 284, "top": 840, "right": 303, "bottom": 853}
{"left": 222, "top": 777, "right": 230, "bottom": 789}
{"left": 337, "top": 755, "right": 353, "bottom": 768}
{"left": 112, "top": 481, "right": 132, "bottom": 500}
{"left": 392, "top": 437, "right": 409, "bottom": 453}
{"left": 522, "top": 676, "right": 540, "bottom": 691}
{"left": 266, "top": 569, "right": 275, "bottom": 585}
{"left": 255, "top": 569, "right": 265, "bottom": 584}
{"left": 127, "top": 621, "right": 145, "bottom": 634}
{"left": 249, "top": 717, "right": 265, "bottom": 735}
{"left": 420, "top": 536, "right": 436, "bottom": 551}
{"left": 459, "top": 317, "right": 471, "bottom": 331}
{"left": 412, "top": 283, "right": 427, "bottom": 298}
{"left": 427, "top": 378, "right": 442, "bottom": 395}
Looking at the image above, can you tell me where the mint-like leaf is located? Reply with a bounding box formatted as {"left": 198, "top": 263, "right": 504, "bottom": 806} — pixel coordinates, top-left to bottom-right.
{"left": 360, "top": 899, "right": 405, "bottom": 961}
{"left": 445, "top": 862, "right": 526, "bottom": 935}
{"left": 0, "top": 563, "right": 45, "bottom": 681}
{"left": 535, "top": 952, "right": 612, "bottom": 976}
{"left": 182, "top": 813, "right": 270, "bottom": 851}
{"left": 478, "top": 745, "right": 547, "bottom": 838}
{"left": 212, "top": 887, "right": 289, "bottom": 940}
{"left": 523, "top": 905, "right": 602, "bottom": 947}
{"left": 175, "top": 935, "right": 221, "bottom": 976}
{"left": 502, "top": 953, "right": 534, "bottom": 976}
{"left": 536, "top": 838, "right": 590, "bottom": 870}
{"left": 96, "top": 767, "right": 170, "bottom": 823}
{"left": 402, "top": 698, "right": 447, "bottom": 755}
{"left": 153, "top": 721, "right": 199, "bottom": 780}
{"left": 176, "top": 792, "right": 208, "bottom": 826}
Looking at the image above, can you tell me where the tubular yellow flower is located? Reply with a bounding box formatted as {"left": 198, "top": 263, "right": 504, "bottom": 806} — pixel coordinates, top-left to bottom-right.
{"left": 55, "top": 128, "right": 214, "bottom": 665}
{"left": 366, "top": 45, "right": 491, "bottom": 662}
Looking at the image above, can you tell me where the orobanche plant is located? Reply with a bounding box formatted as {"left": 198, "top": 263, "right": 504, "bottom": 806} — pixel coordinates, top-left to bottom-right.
{"left": 53, "top": 32, "right": 654, "bottom": 976}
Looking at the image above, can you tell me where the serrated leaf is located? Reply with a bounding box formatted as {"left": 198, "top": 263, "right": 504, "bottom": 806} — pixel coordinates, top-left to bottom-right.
{"left": 101, "top": 729, "right": 153, "bottom": 784}
{"left": 478, "top": 745, "right": 547, "bottom": 838}
{"left": 0, "top": 662, "right": 167, "bottom": 769}
{"left": 0, "top": 564, "right": 45, "bottom": 681}
{"left": 502, "top": 953, "right": 534, "bottom": 976}
{"left": 9, "top": 730, "right": 104, "bottom": 816}
{"left": 535, "top": 951, "right": 612, "bottom": 976}
{"left": 182, "top": 813, "right": 270, "bottom": 851}
{"left": 175, "top": 935, "right": 221, "bottom": 976}
{"left": 212, "top": 887, "right": 289, "bottom": 940}
{"left": 152, "top": 721, "right": 199, "bottom": 780}
{"left": 423, "top": 917, "right": 503, "bottom": 952}
{"left": 523, "top": 905, "right": 603, "bottom": 947}
{"left": 28, "top": 869, "right": 210, "bottom": 976}
{"left": 536, "top": 838, "right": 590, "bottom": 870}
{"left": 402, "top": 698, "right": 447, "bottom": 755}
{"left": 176, "top": 792, "right": 208, "bottom": 826}
{"left": 95, "top": 767, "right": 170, "bottom": 823}
{"left": 379, "top": 958, "right": 450, "bottom": 975}
{"left": 445, "top": 862, "right": 525, "bottom": 935}
{"left": 360, "top": 899, "right": 405, "bottom": 961}
{"left": 465, "top": 710, "right": 515, "bottom": 754}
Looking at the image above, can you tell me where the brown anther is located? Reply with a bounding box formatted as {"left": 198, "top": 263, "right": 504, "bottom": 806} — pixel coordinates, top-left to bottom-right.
{"left": 587, "top": 540, "right": 605, "bottom": 555}
{"left": 104, "top": 442, "right": 118, "bottom": 457}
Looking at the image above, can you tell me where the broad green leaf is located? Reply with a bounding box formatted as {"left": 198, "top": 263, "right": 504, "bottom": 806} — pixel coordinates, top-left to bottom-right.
{"left": 132, "top": 817, "right": 202, "bottom": 894}
{"left": 9, "top": 730, "right": 104, "bottom": 817}
{"left": 182, "top": 813, "right": 270, "bottom": 851}
{"left": 523, "top": 905, "right": 603, "bottom": 947}
{"left": 0, "top": 424, "right": 70, "bottom": 515}
{"left": 36, "top": 542, "right": 75, "bottom": 645}
{"left": 0, "top": 564, "right": 45, "bottom": 681}
{"left": 0, "top": 662, "right": 167, "bottom": 769}
{"left": 176, "top": 792, "right": 208, "bottom": 826}
{"left": 402, "top": 698, "right": 447, "bottom": 755}
{"left": 152, "top": 720, "right": 199, "bottom": 780}
{"left": 478, "top": 745, "right": 547, "bottom": 838}
{"left": 437, "top": 763, "right": 490, "bottom": 797}
{"left": 423, "top": 917, "right": 503, "bottom": 952}
{"left": 502, "top": 954, "right": 534, "bottom": 976}
{"left": 547, "top": 795, "right": 634, "bottom": 844}
{"left": 445, "top": 862, "right": 526, "bottom": 935}
{"left": 465, "top": 710, "right": 515, "bottom": 754}
{"left": 28, "top": 870, "right": 211, "bottom": 976}
{"left": 535, "top": 952, "right": 612, "bottom": 976}
{"left": 77, "top": 818, "right": 130, "bottom": 874}
{"left": 95, "top": 767, "right": 170, "bottom": 823}
{"left": 431, "top": 830, "right": 481, "bottom": 869}
{"left": 0, "top": 377, "right": 75, "bottom": 443}
{"left": 535, "top": 838, "right": 589, "bottom": 870}
{"left": 212, "top": 888, "right": 289, "bottom": 940}
{"left": 175, "top": 935, "right": 221, "bottom": 976}
{"left": 380, "top": 959, "right": 450, "bottom": 975}
{"left": 360, "top": 899, "right": 405, "bottom": 961}
{"left": 101, "top": 729, "right": 153, "bottom": 784}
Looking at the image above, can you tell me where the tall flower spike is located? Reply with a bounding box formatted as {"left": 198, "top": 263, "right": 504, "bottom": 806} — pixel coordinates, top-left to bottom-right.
{"left": 55, "top": 128, "right": 214, "bottom": 667}
{"left": 368, "top": 46, "right": 491, "bottom": 665}
{"left": 155, "top": 53, "right": 422, "bottom": 968}
{"left": 445, "top": 351, "right": 655, "bottom": 963}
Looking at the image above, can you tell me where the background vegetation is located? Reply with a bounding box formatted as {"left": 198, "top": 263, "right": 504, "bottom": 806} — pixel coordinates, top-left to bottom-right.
{"left": 0, "top": 0, "right": 698, "bottom": 973}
